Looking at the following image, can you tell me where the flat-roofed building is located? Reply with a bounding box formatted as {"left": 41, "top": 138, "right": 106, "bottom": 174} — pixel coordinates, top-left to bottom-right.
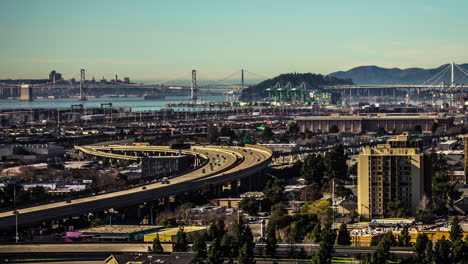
{"left": 295, "top": 113, "right": 453, "bottom": 134}
{"left": 357, "top": 134, "right": 431, "bottom": 219}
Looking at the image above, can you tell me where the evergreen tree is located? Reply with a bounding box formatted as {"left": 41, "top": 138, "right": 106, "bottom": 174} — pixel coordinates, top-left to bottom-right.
{"left": 310, "top": 222, "right": 322, "bottom": 243}
{"left": 220, "top": 234, "right": 233, "bottom": 258}
{"left": 192, "top": 234, "right": 207, "bottom": 259}
{"left": 398, "top": 226, "right": 412, "bottom": 247}
{"left": 151, "top": 234, "right": 164, "bottom": 253}
{"left": 263, "top": 178, "right": 284, "bottom": 204}
{"left": 434, "top": 236, "right": 451, "bottom": 264}
{"left": 172, "top": 227, "right": 189, "bottom": 252}
{"left": 301, "top": 154, "right": 325, "bottom": 186}
{"left": 206, "top": 238, "right": 223, "bottom": 264}
{"left": 323, "top": 144, "right": 348, "bottom": 180}
{"left": 413, "top": 233, "right": 430, "bottom": 263}
{"left": 237, "top": 226, "right": 255, "bottom": 264}
{"left": 449, "top": 216, "right": 463, "bottom": 242}
{"left": 450, "top": 239, "right": 468, "bottom": 264}
{"left": 232, "top": 218, "right": 246, "bottom": 258}
{"left": 337, "top": 223, "right": 351, "bottom": 246}
{"left": 311, "top": 224, "right": 336, "bottom": 264}
{"left": 265, "top": 226, "right": 277, "bottom": 258}
{"left": 422, "top": 240, "right": 433, "bottom": 264}
{"left": 367, "top": 232, "right": 393, "bottom": 264}
{"left": 209, "top": 218, "right": 226, "bottom": 240}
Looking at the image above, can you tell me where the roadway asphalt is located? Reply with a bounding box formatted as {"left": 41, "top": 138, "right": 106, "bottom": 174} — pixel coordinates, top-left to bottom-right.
{"left": 0, "top": 145, "right": 272, "bottom": 229}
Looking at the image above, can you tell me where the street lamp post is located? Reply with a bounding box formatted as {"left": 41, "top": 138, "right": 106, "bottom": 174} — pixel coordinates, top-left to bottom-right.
{"left": 13, "top": 210, "right": 19, "bottom": 243}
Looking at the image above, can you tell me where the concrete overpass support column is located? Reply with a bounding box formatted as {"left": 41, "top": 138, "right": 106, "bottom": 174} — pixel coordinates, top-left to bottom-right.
{"left": 163, "top": 197, "right": 171, "bottom": 210}
{"left": 230, "top": 180, "right": 239, "bottom": 194}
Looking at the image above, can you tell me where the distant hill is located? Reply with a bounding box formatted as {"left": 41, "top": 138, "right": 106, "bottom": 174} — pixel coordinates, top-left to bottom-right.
{"left": 329, "top": 63, "right": 468, "bottom": 85}
{"left": 240, "top": 73, "right": 353, "bottom": 101}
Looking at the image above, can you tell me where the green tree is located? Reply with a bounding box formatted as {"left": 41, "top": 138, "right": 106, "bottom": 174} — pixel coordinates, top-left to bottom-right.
{"left": 311, "top": 224, "right": 336, "bottom": 264}
{"left": 367, "top": 232, "right": 394, "bottom": 264}
{"left": 262, "top": 126, "right": 274, "bottom": 141}
{"left": 206, "top": 238, "right": 223, "bottom": 264}
{"left": 192, "top": 234, "right": 207, "bottom": 259}
{"left": 337, "top": 223, "right": 351, "bottom": 246}
{"left": 324, "top": 144, "right": 348, "bottom": 180}
{"left": 449, "top": 216, "right": 463, "bottom": 242}
{"left": 158, "top": 216, "right": 178, "bottom": 228}
{"left": 237, "top": 225, "right": 255, "bottom": 264}
{"left": 413, "top": 233, "right": 430, "bottom": 263}
{"left": 434, "top": 236, "right": 451, "bottom": 264}
{"left": 329, "top": 124, "right": 339, "bottom": 133}
{"left": 232, "top": 219, "right": 246, "bottom": 258}
{"left": 239, "top": 197, "right": 259, "bottom": 216}
{"left": 398, "top": 226, "right": 412, "bottom": 247}
{"left": 301, "top": 154, "right": 325, "bottom": 186}
{"left": 220, "top": 234, "right": 233, "bottom": 258}
{"left": 422, "top": 240, "right": 433, "bottom": 264}
{"left": 263, "top": 178, "right": 284, "bottom": 204}
{"left": 172, "top": 227, "right": 189, "bottom": 252}
{"left": 288, "top": 122, "right": 299, "bottom": 134}
{"left": 208, "top": 218, "right": 226, "bottom": 240}
{"left": 450, "top": 239, "right": 468, "bottom": 264}
{"left": 265, "top": 226, "right": 277, "bottom": 258}
{"left": 310, "top": 222, "right": 322, "bottom": 243}
{"left": 151, "top": 234, "right": 164, "bottom": 253}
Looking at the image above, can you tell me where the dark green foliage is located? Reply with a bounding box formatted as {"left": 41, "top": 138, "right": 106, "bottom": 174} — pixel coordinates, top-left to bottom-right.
{"left": 413, "top": 234, "right": 430, "bottom": 263}
{"left": 398, "top": 226, "right": 412, "bottom": 247}
{"left": 172, "top": 227, "right": 189, "bottom": 252}
{"left": 262, "top": 126, "right": 274, "bottom": 141}
{"left": 301, "top": 154, "right": 325, "bottom": 186}
{"left": 422, "top": 240, "right": 433, "bottom": 264}
{"left": 310, "top": 222, "right": 322, "bottom": 243}
{"left": 206, "top": 238, "right": 223, "bottom": 264}
{"left": 337, "top": 223, "right": 351, "bottom": 246}
{"left": 329, "top": 124, "right": 339, "bottom": 133}
{"left": 449, "top": 216, "right": 463, "bottom": 242}
{"left": 288, "top": 122, "right": 300, "bottom": 134}
{"left": 240, "top": 72, "right": 353, "bottom": 101}
{"left": 450, "top": 239, "right": 468, "bottom": 264}
{"left": 151, "top": 234, "right": 164, "bottom": 253}
{"left": 324, "top": 144, "right": 348, "bottom": 180}
{"left": 220, "top": 234, "right": 234, "bottom": 258}
{"left": 158, "top": 216, "right": 178, "bottom": 228}
{"left": 237, "top": 225, "right": 255, "bottom": 264}
{"left": 208, "top": 218, "right": 226, "bottom": 240}
{"left": 311, "top": 224, "right": 336, "bottom": 264}
{"left": 265, "top": 227, "right": 277, "bottom": 258}
{"left": 219, "top": 126, "right": 236, "bottom": 138}
{"left": 434, "top": 236, "right": 451, "bottom": 264}
{"left": 364, "top": 231, "right": 394, "bottom": 264}
{"left": 193, "top": 234, "right": 207, "bottom": 259}
{"left": 263, "top": 178, "right": 284, "bottom": 204}
{"left": 239, "top": 197, "right": 259, "bottom": 216}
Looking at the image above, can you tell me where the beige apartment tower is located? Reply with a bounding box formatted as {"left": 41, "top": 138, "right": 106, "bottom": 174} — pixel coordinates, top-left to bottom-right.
{"left": 357, "top": 133, "right": 431, "bottom": 220}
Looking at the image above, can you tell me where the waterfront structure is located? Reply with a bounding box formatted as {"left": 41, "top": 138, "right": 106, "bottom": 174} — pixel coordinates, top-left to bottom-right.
{"left": 295, "top": 113, "right": 453, "bottom": 134}
{"left": 357, "top": 133, "right": 431, "bottom": 219}
{"left": 19, "top": 84, "right": 32, "bottom": 101}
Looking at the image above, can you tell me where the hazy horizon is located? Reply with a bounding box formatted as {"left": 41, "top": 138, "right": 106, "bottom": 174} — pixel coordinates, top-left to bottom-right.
{"left": 1, "top": 0, "right": 468, "bottom": 80}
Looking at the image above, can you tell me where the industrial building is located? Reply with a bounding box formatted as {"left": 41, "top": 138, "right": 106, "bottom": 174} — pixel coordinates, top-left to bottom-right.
{"left": 357, "top": 133, "right": 431, "bottom": 219}
{"left": 0, "top": 144, "right": 65, "bottom": 164}
{"left": 295, "top": 113, "right": 453, "bottom": 134}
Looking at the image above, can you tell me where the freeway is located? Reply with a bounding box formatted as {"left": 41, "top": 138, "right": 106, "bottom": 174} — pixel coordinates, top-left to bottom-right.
{"left": 0, "top": 243, "right": 413, "bottom": 259}
{"left": 0, "top": 145, "right": 272, "bottom": 230}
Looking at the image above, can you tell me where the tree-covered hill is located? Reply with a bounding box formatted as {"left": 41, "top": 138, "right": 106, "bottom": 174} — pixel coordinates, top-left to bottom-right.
{"left": 240, "top": 72, "right": 353, "bottom": 101}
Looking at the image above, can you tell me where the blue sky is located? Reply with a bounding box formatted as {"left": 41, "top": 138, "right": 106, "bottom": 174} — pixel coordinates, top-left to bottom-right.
{"left": 1, "top": 0, "right": 467, "bottom": 82}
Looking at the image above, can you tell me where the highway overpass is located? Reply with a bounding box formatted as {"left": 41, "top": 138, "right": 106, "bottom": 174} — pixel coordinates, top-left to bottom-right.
{"left": 0, "top": 144, "right": 272, "bottom": 230}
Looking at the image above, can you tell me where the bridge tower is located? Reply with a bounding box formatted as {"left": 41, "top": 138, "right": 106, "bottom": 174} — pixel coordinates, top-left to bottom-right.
{"left": 241, "top": 69, "right": 244, "bottom": 88}
{"left": 79, "top": 69, "right": 86, "bottom": 101}
{"left": 190, "top": 70, "right": 197, "bottom": 101}
{"left": 451, "top": 62, "right": 455, "bottom": 87}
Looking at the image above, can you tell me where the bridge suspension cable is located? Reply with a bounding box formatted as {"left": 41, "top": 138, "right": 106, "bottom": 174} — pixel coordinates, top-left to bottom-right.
{"left": 421, "top": 64, "right": 451, "bottom": 86}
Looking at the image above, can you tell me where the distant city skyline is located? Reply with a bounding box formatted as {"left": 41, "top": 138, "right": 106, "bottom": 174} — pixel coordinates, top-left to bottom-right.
{"left": 1, "top": 0, "right": 468, "bottom": 81}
